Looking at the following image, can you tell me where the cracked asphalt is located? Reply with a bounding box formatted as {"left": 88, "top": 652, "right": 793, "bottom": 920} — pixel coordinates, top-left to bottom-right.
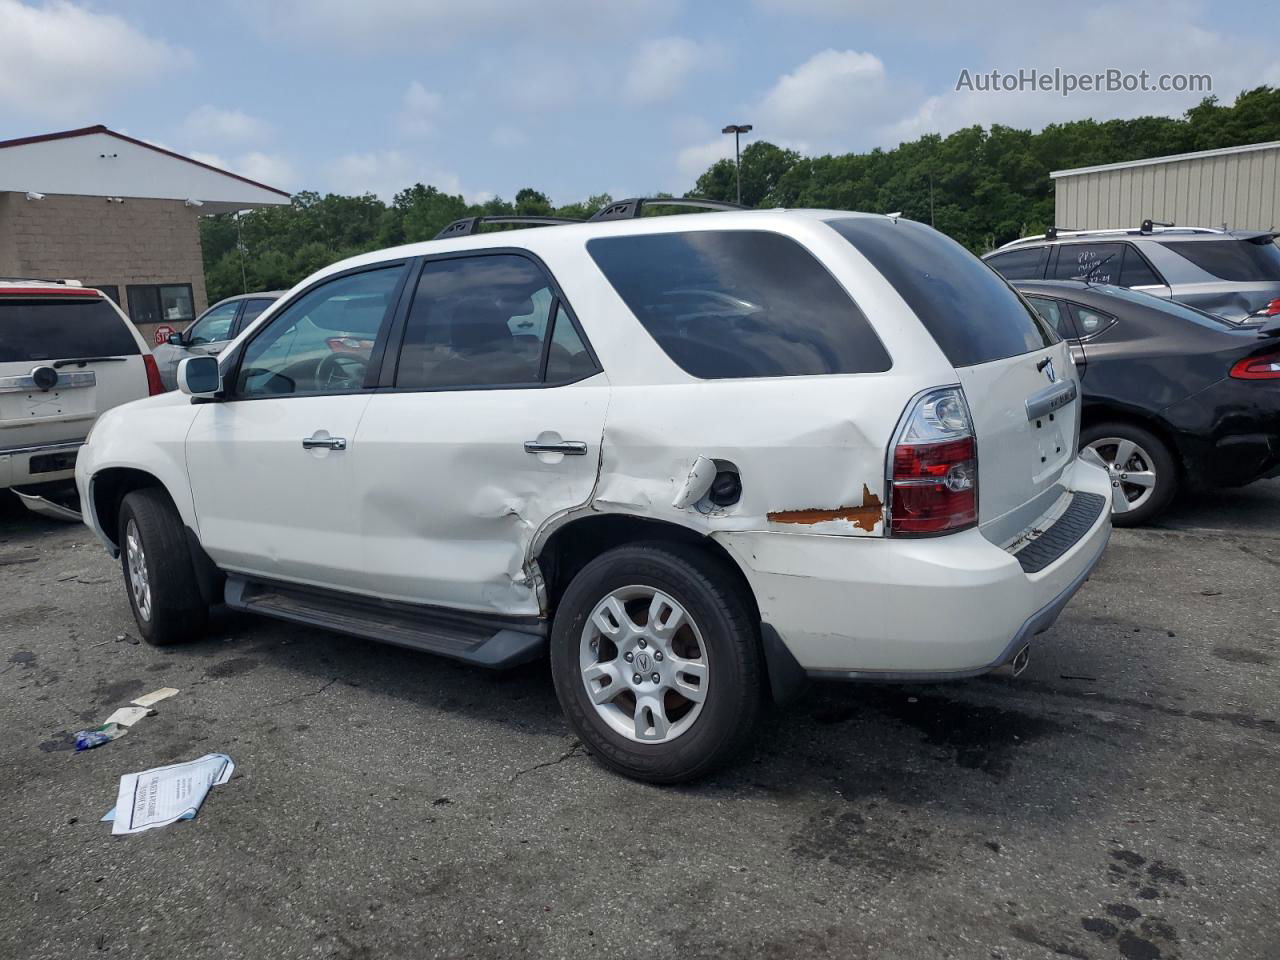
{"left": 2, "top": 482, "right": 1279, "bottom": 960}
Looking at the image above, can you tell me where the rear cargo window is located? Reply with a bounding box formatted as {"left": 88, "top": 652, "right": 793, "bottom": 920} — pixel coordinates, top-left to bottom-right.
{"left": 830, "top": 217, "right": 1057, "bottom": 367}
{"left": 0, "top": 297, "right": 140, "bottom": 362}
{"left": 586, "top": 230, "right": 891, "bottom": 379}
{"left": 1163, "top": 239, "right": 1280, "bottom": 282}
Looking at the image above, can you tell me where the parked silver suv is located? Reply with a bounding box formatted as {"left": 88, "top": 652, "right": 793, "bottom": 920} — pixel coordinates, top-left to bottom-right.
{"left": 984, "top": 223, "right": 1280, "bottom": 322}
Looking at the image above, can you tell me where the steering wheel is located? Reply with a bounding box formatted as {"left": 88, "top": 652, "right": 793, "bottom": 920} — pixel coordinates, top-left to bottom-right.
{"left": 316, "top": 353, "right": 368, "bottom": 390}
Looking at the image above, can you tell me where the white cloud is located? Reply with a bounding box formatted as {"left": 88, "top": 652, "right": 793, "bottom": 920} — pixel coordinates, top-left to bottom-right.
{"left": 677, "top": 137, "right": 732, "bottom": 179}
{"left": 757, "top": 49, "right": 888, "bottom": 146}
{"left": 233, "top": 152, "right": 297, "bottom": 189}
{"left": 396, "top": 81, "right": 444, "bottom": 138}
{"left": 623, "top": 36, "right": 715, "bottom": 104}
{"left": 0, "top": 0, "right": 189, "bottom": 115}
{"left": 180, "top": 106, "right": 272, "bottom": 144}
{"left": 326, "top": 150, "right": 484, "bottom": 203}
{"left": 252, "top": 0, "right": 677, "bottom": 50}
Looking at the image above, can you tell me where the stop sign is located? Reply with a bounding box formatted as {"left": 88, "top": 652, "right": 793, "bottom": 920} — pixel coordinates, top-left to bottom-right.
{"left": 153, "top": 325, "right": 176, "bottom": 346}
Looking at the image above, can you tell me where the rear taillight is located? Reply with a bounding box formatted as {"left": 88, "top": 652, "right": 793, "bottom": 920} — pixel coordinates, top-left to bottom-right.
{"left": 1230, "top": 350, "right": 1280, "bottom": 380}
{"left": 1263, "top": 299, "right": 1280, "bottom": 317}
{"left": 143, "top": 354, "right": 165, "bottom": 395}
{"left": 889, "top": 387, "right": 978, "bottom": 536}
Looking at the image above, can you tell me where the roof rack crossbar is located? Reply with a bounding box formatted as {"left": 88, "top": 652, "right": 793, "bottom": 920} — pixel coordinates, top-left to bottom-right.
{"left": 433, "top": 215, "right": 584, "bottom": 240}
{"left": 589, "top": 197, "right": 745, "bottom": 222}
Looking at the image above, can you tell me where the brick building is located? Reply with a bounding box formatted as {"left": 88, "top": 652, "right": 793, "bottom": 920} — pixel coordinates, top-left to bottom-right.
{"left": 0, "top": 125, "right": 288, "bottom": 344}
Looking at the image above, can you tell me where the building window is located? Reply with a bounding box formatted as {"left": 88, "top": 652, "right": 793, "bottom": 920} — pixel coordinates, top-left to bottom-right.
{"left": 90, "top": 284, "right": 121, "bottom": 305}
{"left": 127, "top": 283, "right": 195, "bottom": 326}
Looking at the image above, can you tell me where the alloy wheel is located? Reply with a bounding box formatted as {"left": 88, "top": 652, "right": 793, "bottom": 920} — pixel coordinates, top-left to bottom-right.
{"left": 125, "top": 518, "right": 153, "bottom": 622}
{"left": 579, "top": 585, "right": 709, "bottom": 743}
{"left": 1086, "top": 436, "right": 1158, "bottom": 512}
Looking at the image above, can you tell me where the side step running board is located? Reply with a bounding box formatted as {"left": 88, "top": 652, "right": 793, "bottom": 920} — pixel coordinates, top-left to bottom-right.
{"left": 224, "top": 575, "right": 546, "bottom": 669}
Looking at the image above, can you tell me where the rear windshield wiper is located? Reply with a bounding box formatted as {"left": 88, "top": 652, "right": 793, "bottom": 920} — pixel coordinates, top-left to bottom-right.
{"left": 52, "top": 356, "right": 128, "bottom": 368}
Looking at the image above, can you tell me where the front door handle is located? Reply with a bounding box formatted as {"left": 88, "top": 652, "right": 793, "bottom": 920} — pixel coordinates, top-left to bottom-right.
{"left": 302, "top": 436, "right": 347, "bottom": 451}
{"left": 524, "top": 440, "right": 587, "bottom": 456}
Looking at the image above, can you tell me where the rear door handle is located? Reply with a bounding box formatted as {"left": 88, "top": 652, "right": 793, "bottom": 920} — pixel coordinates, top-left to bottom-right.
{"left": 302, "top": 436, "right": 347, "bottom": 450}
{"left": 524, "top": 440, "right": 587, "bottom": 456}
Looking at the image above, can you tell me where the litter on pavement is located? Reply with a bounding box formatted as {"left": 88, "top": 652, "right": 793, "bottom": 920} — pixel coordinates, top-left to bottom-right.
{"left": 103, "top": 753, "right": 235, "bottom": 835}
{"left": 74, "top": 723, "right": 127, "bottom": 751}
{"left": 72, "top": 687, "right": 180, "bottom": 751}
{"left": 131, "top": 687, "right": 179, "bottom": 708}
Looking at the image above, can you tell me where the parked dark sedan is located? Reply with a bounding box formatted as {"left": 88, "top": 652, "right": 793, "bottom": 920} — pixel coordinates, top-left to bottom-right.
{"left": 1013, "top": 280, "right": 1280, "bottom": 525}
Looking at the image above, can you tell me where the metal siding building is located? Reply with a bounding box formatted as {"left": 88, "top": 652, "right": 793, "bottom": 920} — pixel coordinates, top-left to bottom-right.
{"left": 1052, "top": 141, "right": 1280, "bottom": 232}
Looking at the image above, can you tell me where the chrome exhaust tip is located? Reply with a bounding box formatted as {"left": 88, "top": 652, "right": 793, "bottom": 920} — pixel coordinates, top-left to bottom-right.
{"left": 994, "top": 644, "right": 1031, "bottom": 678}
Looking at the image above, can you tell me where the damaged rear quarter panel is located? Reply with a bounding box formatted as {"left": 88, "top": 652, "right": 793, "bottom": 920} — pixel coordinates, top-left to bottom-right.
{"left": 591, "top": 374, "right": 938, "bottom": 538}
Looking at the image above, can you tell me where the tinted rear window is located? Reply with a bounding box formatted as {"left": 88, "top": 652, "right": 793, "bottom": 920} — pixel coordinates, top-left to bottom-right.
{"left": 986, "top": 246, "right": 1048, "bottom": 280}
{"left": 1163, "top": 239, "right": 1280, "bottom": 282}
{"left": 0, "top": 297, "right": 140, "bottom": 362}
{"left": 586, "top": 230, "right": 891, "bottom": 379}
{"left": 830, "top": 217, "right": 1056, "bottom": 367}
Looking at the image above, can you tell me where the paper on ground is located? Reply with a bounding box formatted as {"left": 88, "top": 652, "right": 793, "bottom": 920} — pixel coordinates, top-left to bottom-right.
{"left": 110, "top": 754, "right": 235, "bottom": 836}
{"left": 103, "top": 706, "right": 153, "bottom": 727}
{"left": 131, "top": 687, "right": 179, "bottom": 708}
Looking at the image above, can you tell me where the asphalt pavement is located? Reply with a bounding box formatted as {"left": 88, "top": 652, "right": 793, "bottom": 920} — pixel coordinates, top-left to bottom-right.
{"left": 2, "top": 481, "right": 1278, "bottom": 960}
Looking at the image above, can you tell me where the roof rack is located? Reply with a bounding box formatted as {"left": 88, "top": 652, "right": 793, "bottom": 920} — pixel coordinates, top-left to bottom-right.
{"left": 589, "top": 197, "right": 745, "bottom": 221}
{"left": 998, "top": 223, "right": 1226, "bottom": 250}
{"left": 433, "top": 215, "right": 583, "bottom": 241}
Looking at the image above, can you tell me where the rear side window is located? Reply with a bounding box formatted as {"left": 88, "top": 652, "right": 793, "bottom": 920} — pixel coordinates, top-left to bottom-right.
{"left": 830, "top": 218, "right": 1056, "bottom": 367}
{"left": 986, "top": 246, "right": 1048, "bottom": 280}
{"left": 586, "top": 230, "right": 891, "bottom": 379}
{"left": 0, "top": 297, "right": 140, "bottom": 362}
{"left": 1118, "top": 247, "right": 1163, "bottom": 287}
{"left": 1163, "top": 239, "right": 1280, "bottom": 282}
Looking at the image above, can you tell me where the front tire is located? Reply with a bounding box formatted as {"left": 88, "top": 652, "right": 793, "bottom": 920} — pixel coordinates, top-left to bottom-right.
{"left": 1081, "top": 421, "right": 1177, "bottom": 527}
{"left": 118, "top": 489, "right": 208, "bottom": 645}
{"left": 550, "top": 542, "right": 763, "bottom": 784}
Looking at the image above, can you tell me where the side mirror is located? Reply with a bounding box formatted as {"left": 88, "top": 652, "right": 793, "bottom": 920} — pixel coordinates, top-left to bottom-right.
{"left": 167, "top": 332, "right": 184, "bottom": 345}
{"left": 177, "top": 355, "right": 222, "bottom": 398}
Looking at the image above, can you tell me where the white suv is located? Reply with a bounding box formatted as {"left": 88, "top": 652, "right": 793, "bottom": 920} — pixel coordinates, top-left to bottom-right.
{"left": 2, "top": 280, "right": 161, "bottom": 518}
{"left": 75, "top": 202, "right": 1112, "bottom": 782}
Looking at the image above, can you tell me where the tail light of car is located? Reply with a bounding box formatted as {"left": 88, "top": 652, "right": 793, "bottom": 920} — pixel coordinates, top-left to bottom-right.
{"left": 143, "top": 354, "right": 166, "bottom": 395}
{"left": 888, "top": 386, "right": 978, "bottom": 536}
{"left": 1263, "top": 299, "right": 1280, "bottom": 318}
{"left": 1230, "top": 350, "right": 1280, "bottom": 380}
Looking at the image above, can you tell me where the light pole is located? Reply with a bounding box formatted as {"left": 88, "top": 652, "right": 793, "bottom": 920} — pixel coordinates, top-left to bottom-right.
{"left": 721, "top": 123, "right": 753, "bottom": 206}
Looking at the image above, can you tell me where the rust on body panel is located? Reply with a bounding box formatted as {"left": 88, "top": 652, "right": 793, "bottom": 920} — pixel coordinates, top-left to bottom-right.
{"left": 766, "top": 484, "right": 885, "bottom": 533}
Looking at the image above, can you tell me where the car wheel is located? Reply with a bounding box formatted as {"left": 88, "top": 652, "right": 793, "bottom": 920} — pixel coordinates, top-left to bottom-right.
{"left": 118, "top": 488, "right": 208, "bottom": 645}
{"left": 1080, "top": 422, "right": 1177, "bottom": 527}
{"left": 550, "top": 542, "right": 763, "bottom": 784}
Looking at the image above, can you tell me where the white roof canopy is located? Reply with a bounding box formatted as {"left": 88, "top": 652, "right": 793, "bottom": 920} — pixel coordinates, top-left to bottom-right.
{"left": 0, "top": 125, "right": 290, "bottom": 212}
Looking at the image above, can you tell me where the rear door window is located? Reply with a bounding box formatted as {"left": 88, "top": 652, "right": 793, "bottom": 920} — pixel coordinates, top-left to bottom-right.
{"left": 1051, "top": 243, "right": 1124, "bottom": 284}
{"left": 986, "top": 246, "right": 1049, "bottom": 280}
{"left": 1162, "top": 239, "right": 1280, "bottom": 282}
{"left": 1024, "top": 296, "right": 1077, "bottom": 339}
{"left": 830, "top": 217, "right": 1055, "bottom": 368}
{"left": 586, "top": 230, "right": 891, "bottom": 379}
{"left": 395, "top": 254, "right": 597, "bottom": 389}
{"left": 0, "top": 296, "right": 140, "bottom": 362}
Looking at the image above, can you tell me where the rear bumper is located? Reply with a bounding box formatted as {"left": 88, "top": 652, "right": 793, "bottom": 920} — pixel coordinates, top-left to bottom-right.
{"left": 715, "top": 457, "right": 1112, "bottom": 678}
{"left": 0, "top": 438, "right": 84, "bottom": 490}
{"left": 1164, "top": 378, "right": 1280, "bottom": 488}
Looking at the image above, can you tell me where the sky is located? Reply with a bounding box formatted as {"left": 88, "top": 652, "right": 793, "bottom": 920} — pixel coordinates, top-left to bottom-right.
{"left": 0, "top": 0, "right": 1277, "bottom": 206}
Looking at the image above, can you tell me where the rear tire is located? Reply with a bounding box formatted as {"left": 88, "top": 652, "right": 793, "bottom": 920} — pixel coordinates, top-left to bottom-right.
{"left": 550, "top": 542, "right": 763, "bottom": 784}
{"left": 118, "top": 489, "right": 208, "bottom": 645}
{"left": 1080, "top": 421, "right": 1177, "bottom": 527}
